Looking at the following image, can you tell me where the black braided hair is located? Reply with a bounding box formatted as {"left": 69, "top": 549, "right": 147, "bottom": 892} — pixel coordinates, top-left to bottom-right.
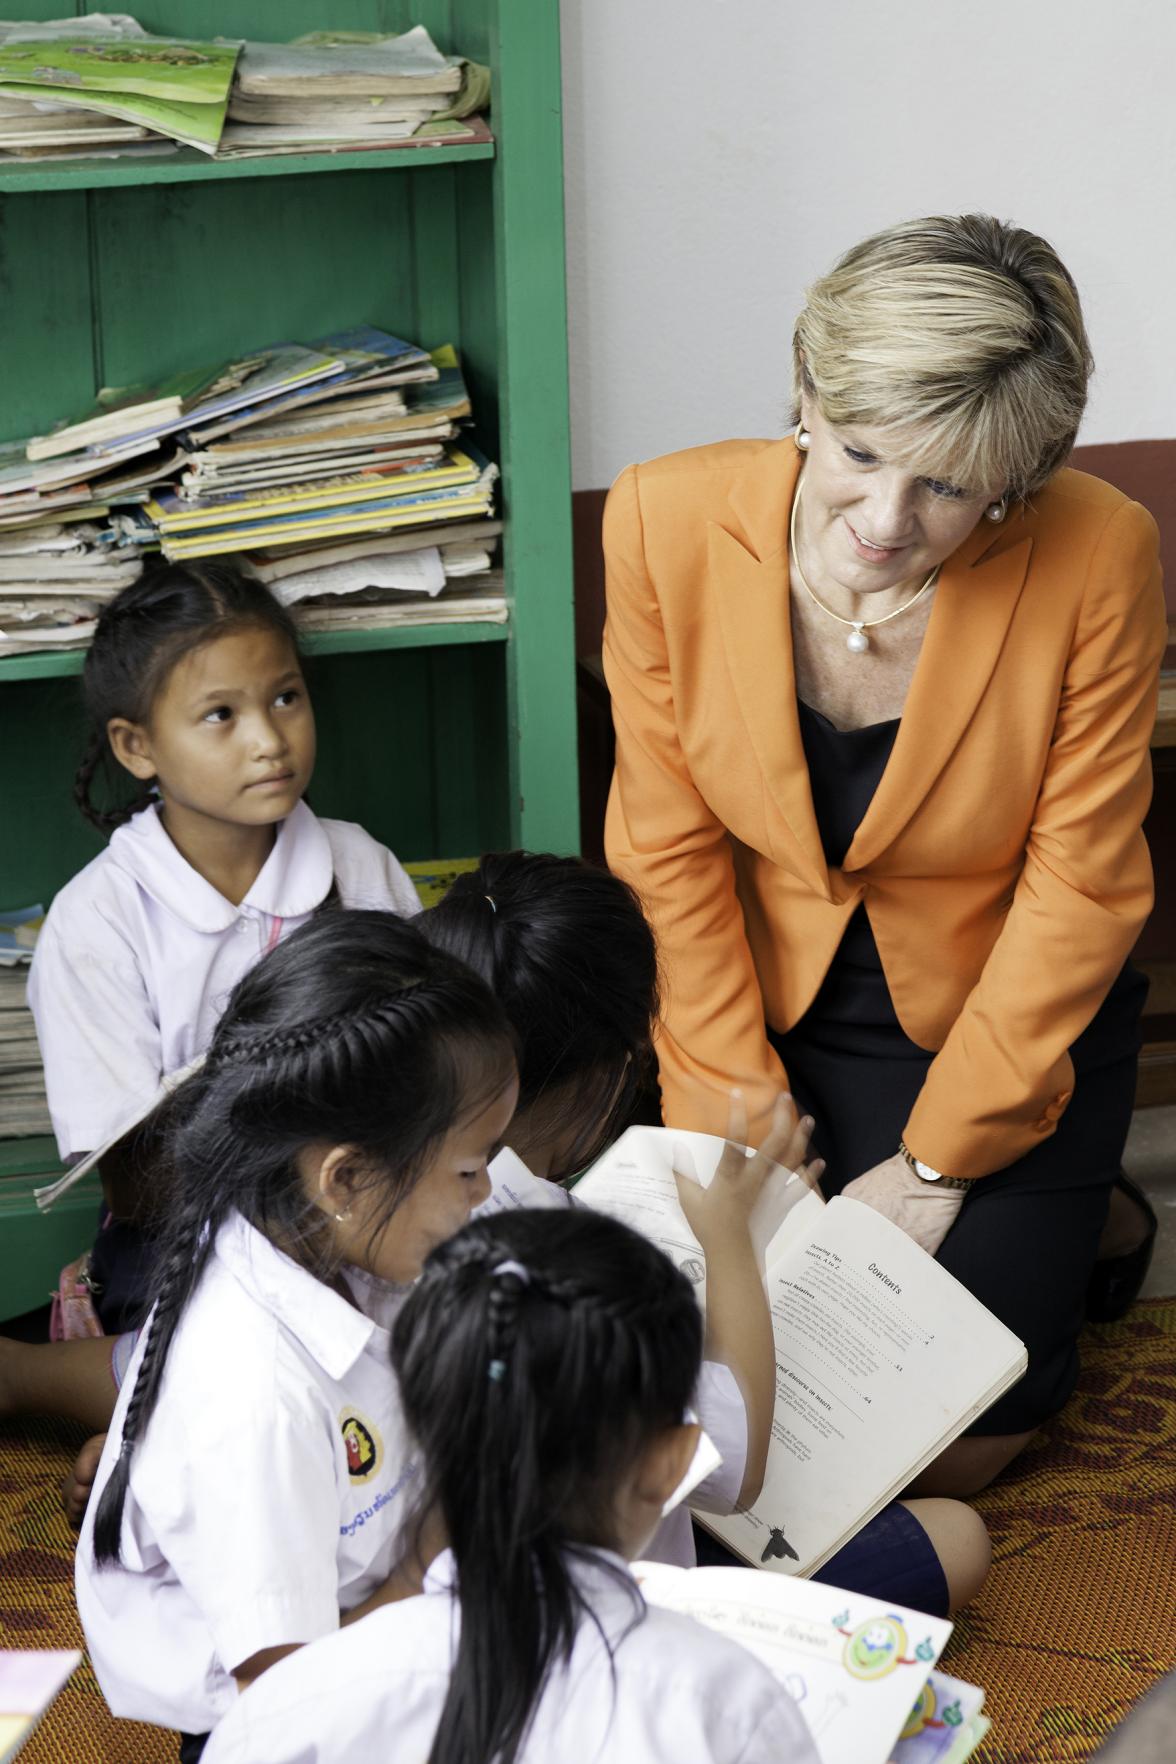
{"left": 419, "top": 853, "right": 660, "bottom": 1178}
{"left": 90, "top": 910, "right": 516, "bottom": 1569}
{"left": 392, "top": 1208, "right": 702, "bottom": 1764}
{"left": 74, "top": 558, "right": 298, "bottom": 833}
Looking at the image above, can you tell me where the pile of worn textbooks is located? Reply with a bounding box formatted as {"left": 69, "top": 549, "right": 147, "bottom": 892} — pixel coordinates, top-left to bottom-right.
{"left": 0, "top": 17, "right": 489, "bottom": 161}
{"left": 0, "top": 327, "right": 502, "bottom": 658}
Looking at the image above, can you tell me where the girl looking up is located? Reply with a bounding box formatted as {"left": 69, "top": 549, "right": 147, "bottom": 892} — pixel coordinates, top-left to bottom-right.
{"left": 3, "top": 562, "right": 418, "bottom": 1436}
{"left": 204, "top": 1208, "right": 822, "bottom": 1764}
{"left": 422, "top": 852, "right": 990, "bottom": 1614}
{"left": 76, "top": 910, "right": 517, "bottom": 1760}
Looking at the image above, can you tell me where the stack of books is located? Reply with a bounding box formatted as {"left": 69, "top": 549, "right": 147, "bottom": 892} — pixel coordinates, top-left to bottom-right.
{"left": 220, "top": 27, "right": 487, "bottom": 157}
{"left": 0, "top": 19, "right": 240, "bottom": 157}
{"left": 0, "top": 909, "right": 50, "bottom": 1139}
{"left": 0, "top": 328, "right": 503, "bottom": 656}
{"left": 0, "top": 18, "right": 488, "bottom": 162}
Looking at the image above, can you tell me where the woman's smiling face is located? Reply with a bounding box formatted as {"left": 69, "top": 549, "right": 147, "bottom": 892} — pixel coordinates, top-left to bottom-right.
{"left": 795, "top": 399, "right": 1005, "bottom": 602}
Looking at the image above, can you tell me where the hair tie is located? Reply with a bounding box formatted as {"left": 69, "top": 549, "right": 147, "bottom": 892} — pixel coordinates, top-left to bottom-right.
{"left": 491, "top": 1259, "right": 530, "bottom": 1284}
{"left": 484, "top": 895, "right": 497, "bottom": 914}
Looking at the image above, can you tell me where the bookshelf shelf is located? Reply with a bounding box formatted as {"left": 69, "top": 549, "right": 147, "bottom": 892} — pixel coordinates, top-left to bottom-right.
{"left": 0, "top": 618, "right": 510, "bottom": 682}
{"left": 0, "top": 138, "right": 495, "bottom": 194}
{"left": 0, "top": 0, "right": 577, "bottom": 1317}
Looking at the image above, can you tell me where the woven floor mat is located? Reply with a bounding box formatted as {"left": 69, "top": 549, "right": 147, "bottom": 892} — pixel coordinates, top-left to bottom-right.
{"left": 2, "top": 1299, "right": 1174, "bottom": 1762}
{"left": 0, "top": 1415, "right": 175, "bottom": 1762}
{"left": 943, "top": 1296, "right": 1176, "bottom": 1762}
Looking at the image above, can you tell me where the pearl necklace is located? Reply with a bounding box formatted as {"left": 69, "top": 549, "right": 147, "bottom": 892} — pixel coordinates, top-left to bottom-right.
{"left": 789, "top": 473, "right": 940, "bottom": 654}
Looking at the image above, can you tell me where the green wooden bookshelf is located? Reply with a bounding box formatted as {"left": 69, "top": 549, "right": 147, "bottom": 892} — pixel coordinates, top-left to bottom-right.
{"left": 0, "top": 0, "right": 579, "bottom": 1320}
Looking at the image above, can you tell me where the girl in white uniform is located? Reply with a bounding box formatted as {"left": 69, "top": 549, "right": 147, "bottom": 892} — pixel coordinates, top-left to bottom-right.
{"left": 75, "top": 908, "right": 518, "bottom": 1760}
{"left": 421, "top": 853, "right": 990, "bottom": 1612}
{"left": 204, "top": 1206, "right": 822, "bottom": 1764}
{"left": 3, "top": 562, "right": 418, "bottom": 1445}
{"left": 421, "top": 851, "right": 820, "bottom": 1547}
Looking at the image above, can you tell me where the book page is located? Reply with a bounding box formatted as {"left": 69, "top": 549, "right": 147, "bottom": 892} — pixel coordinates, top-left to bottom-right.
{"left": 893, "top": 1669, "right": 987, "bottom": 1764}
{"left": 703, "top": 1197, "right": 1027, "bottom": 1575}
{"left": 572, "top": 1125, "right": 821, "bottom": 1303}
{"left": 633, "top": 1562, "right": 953, "bottom": 1764}
{"left": 479, "top": 1146, "right": 574, "bottom": 1216}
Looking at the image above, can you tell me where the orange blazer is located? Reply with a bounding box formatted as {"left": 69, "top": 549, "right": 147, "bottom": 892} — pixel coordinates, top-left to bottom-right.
{"left": 603, "top": 439, "right": 1167, "bottom": 1177}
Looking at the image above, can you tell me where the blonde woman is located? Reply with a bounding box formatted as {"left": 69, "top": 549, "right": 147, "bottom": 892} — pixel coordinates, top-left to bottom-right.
{"left": 603, "top": 215, "right": 1166, "bottom": 1495}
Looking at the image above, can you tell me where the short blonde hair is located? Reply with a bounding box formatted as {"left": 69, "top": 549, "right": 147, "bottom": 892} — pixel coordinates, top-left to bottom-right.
{"left": 792, "top": 215, "right": 1092, "bottom": 499}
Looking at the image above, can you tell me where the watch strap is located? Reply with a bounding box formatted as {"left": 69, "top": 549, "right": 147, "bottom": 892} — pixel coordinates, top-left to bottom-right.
{"left": 898, "top": 1139, "right": 973, "bottom": 1192}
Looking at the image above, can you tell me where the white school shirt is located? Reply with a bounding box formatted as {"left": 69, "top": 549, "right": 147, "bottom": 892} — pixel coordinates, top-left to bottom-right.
{"left": 203, "top": 1547, "right": 820, "bottom": 1764}
{"left": 483, "top": 1149, "right": 748, "bottom": 1568}
{"left": 75, "top": 1212, "right": 419, "bottom": 1736}
{"left": 29, "top": 799, "right": 419, "bottom": 1158}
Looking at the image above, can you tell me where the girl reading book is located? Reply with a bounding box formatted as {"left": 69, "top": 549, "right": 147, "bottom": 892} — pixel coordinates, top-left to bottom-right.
{"left": 76, "top": 910, "right": 518, "bottom": 1759}
{"left": 423, "top": 852, "right": 990, "bottom": 1614}
{"left": 2, "top": 560, "right": 419, "bottom": 1439}
{"left": 202, "top": 1207, "right": 823, "bottom": 1764}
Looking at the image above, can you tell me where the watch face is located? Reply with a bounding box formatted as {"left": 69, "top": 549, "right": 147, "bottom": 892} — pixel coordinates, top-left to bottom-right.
{"left": 915, "top": 1160, "right": 941, "bottom": 1182}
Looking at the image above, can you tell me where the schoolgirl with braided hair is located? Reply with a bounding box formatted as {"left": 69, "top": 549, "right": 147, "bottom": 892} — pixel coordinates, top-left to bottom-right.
{"left": 203, "top": 1208, "right": 821, "bottom": 1764}
{"left": 423, "top": 850, "right": 992, "bottom": 1615}
{"left": 74, "top": 910, "right": 518, "bottom": 1760}
{"left": 5, "top": 560, "right": 418, "bottom": 1448}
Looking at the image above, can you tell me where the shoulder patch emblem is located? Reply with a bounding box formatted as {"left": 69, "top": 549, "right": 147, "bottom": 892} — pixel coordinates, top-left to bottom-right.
{"left": 339, "top": 1408, "right": 384, "bottom": 1484}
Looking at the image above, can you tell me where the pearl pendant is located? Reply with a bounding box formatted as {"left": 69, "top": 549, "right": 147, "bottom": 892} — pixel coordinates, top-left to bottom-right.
{"left": 846, "top": 625, "right": 870, "bottom": 654}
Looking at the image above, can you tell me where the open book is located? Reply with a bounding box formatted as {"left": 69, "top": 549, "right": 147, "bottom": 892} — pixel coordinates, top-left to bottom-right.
{"left": 633, "top": 1564, "right": 988, "bottom": 1764}
{"left": 490, "top": 1127, "right": 1026, "bottom": 1578}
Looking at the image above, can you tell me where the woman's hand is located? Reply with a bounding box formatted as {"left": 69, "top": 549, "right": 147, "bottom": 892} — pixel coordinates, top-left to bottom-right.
{"left": 840, "top": 1154, "right": 966, "bottom": 1257}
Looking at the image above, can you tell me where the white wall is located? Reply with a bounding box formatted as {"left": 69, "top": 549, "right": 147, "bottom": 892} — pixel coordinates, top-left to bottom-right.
{"left": 560, "top": 0, "right": 1176, "bottom": 491}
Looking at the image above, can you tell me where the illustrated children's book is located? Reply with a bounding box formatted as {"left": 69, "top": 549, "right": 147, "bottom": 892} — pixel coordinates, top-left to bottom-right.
{"left": 0, "top": 30, "right": 240, "bottom": 154}
{"left": 633, "top": 1565, "right": 988, "bottom": 1764}
{"left": 497, "top": 1127, "right": 1027, "bottom": 1579}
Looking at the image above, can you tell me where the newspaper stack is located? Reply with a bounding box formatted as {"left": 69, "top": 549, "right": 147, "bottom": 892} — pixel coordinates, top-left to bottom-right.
{"left": 0, "top": 908, "right": 50, "bottom": 1139}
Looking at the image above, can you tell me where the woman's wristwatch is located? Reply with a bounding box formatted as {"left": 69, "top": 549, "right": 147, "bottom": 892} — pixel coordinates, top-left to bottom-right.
{"left": 897, "top": 1140, "right": 973, "bottom": 1192}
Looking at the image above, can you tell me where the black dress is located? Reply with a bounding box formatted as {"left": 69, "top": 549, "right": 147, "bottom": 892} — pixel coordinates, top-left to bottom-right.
{"left": 767, "top": 701, "right": 1146, "bottom": 1434}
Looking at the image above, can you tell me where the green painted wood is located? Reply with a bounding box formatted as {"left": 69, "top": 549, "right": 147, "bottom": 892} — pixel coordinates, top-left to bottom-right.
{"left": 0, "top": 193, "right": 98, "bottom": 445}
{"left": 0, "top": 674, "right": 104, "bottom": 906}
{"left": 301, "top": 621, "right": 508, "bottom": 656}
{"left": 0, "top": 621, "right": 508, "bottom": 685}
{"left": 0, "top": 142, "right": 493, "bottom": 194}
{"left": 0, "top": 0, "right": 576, "bottom": 1295}
{"left": 92, "top": 169, "right": 420, "bottom": 392}
{"left": 0, "top": 1176, "right": 105, "bottom": 1323}
{"left": 486, "top": 0, "right": 579, "bottom": 853}
{"left": 0, "top": 1135, "right": 59, "bottom": 1179}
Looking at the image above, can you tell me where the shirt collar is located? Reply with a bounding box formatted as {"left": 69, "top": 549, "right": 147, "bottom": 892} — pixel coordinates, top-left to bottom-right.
{"left": 215, "top": 1210, "right": 382, "bottom": 1381}
{"left": 107, "top": 800, "right": 333, "bottom": 933}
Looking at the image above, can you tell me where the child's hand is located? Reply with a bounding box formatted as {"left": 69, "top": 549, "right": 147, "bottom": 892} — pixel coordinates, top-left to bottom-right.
{"left": 672, "top": 1090, "right": 824, "bottom": 1252}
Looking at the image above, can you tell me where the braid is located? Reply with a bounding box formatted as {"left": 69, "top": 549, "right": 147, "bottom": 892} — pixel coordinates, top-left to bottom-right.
{"left": 91, "top": 1196, "right": 225, "bottom": 1566}
{"left": 88, "top": 910, "right": 514, "bottom": 1572}
{"left": 72, "top": 728, "right": 152, "bottom": 834}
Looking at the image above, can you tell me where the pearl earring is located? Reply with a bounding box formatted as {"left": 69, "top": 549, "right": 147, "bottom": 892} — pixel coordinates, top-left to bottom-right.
{"left": 794, "top": 421, "right": 811, "bottom": 453}
{"left": 985, "top": 496, "right": 1008, "bottom": 523}
{"left": 334, "top": 1208, "right": 352, "bottom": 1224}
